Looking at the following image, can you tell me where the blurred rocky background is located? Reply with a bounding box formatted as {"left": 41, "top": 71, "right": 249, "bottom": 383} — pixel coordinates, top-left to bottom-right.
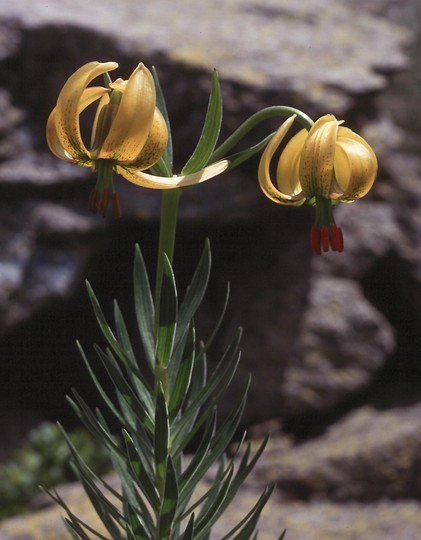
{"left": 0, "top": 0, "right": 420, "bottom": 537}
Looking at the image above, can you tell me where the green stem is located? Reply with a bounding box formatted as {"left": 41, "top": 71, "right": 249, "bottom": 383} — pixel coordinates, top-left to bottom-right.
{"left": 154, "top": 188, "right": 182, "bottom": 335}
{"left": 210, "top": 105, "right": 314, "bottom": 163}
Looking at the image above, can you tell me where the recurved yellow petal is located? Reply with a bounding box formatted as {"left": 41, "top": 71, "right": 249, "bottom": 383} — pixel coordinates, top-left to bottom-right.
{"left": 258, "top": 115, "right": 305, "bottom": 205}
{"left": 117, "top": 160, "right": 229, "bottom": 189}
{"left": 299, "top": 115, "right": 340, "bottom": 199}
{"left": 46, "top": 109, "right": 77, "bottom": 162}
{"left": 128, "top": 108, "right": 169, "bottom": 170}
{"left": 333, "top": 130, "right": 378, "bottom": 201}
{"left": 99, "top": 63, "right": 156, "bottom": 162}
{"left": 54, "top": 61, "right": 118, "bottom": 162}
{"left": 276, "top": 128, "right": 307, "bottom": 199}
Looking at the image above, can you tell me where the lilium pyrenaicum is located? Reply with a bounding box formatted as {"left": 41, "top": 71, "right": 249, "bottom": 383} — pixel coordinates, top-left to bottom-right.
{"left": 47, "top": 61, "right": 228, "bottom": 216}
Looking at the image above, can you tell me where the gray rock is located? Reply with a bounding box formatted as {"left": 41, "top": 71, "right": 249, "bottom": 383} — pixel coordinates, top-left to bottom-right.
{"left": 280, "top": 276, "right": 395, "bottom": 415}
{"left": 0, "top": 202, "right": 104, "bottom": 332}
{"left": 0, "top": 0, "right": 411, "bottom": 113}
{"left": 258, "top": 403, "right": 421, "bottom": 501}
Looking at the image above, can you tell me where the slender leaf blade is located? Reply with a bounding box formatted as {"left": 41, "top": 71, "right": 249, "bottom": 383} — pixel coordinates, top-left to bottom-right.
{"left": 133, "top": 244, "right": 156, "bottom": 370}
{"left": 156, "top": 254, "right": 177, "bottom": 367}
{"left": 182, "top": 70, "right": 222, "bottom": 174}
{"left": 169, "top": 323, "right": 195, "bottom": 421}
{"left": 155, "top": 386, "right": 170, "bottom": 496}
{"left": 158, "top": 456, "right": 179, "bottom": 539}
{"left": 180, "top": 513, "right": 195, "bottom": 539}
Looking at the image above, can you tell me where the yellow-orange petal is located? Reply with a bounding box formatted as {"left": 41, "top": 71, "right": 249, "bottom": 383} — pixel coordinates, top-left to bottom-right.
{"left": 125, "top": 108, "right": 168, "bottom": 169}
{"left": 46, "top": 108, "right": 76, "bottom": 162}
{"left": 99, "top": 63, "right": 156, "bottom": 162}
{"left": 276, "top": 128, "right": 307, "bottom": 199}
{"left": 333, "top": 130, "right": 378, "bottom": 201}
{"left": 258, "top": 115, "right": 306, "bottom": 205}
{"left": 47, "top": 87, "right": 107, "bottom": 164}
{"left": 299, "top": 114, "right": 340, "bottom": 199}
{"left": 116, "top": 160, "right": 229, "bottom": 189}
{"left": 54, "top": 61, "right": 118, "bottom": 161}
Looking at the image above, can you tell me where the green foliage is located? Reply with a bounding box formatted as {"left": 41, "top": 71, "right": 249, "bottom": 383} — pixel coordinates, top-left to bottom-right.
{"left": 47, "top": 241, "right": 280, "bottom": 539}
{"left": 0, "top": 422, "right": 110, "bottom": 520}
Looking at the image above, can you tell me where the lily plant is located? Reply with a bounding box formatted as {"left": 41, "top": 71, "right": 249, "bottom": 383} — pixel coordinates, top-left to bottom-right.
{"left": 43, "top": 59, "right": 378, "bottom": 539}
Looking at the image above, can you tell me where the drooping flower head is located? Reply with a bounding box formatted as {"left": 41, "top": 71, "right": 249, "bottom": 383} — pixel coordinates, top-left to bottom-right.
{"left": 47, "top": 61, "right": 228, "bottom": 217}
{"left": 258, "top": 114, "right": 378, "bottom": 254}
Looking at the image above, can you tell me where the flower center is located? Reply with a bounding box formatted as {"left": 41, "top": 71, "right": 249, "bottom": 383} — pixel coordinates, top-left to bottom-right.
{"left": 89, "top": 89, "right": 123, "bottom": 218}
{"left": 310, "top": 195, "right": 344, "bottom": 255}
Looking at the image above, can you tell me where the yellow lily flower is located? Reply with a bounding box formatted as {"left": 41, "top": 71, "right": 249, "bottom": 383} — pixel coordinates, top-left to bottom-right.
{"left": 258, "top": 114, "right": 378, "bottom": 254}
{"left": 46, "top": 61, "right": 228, "bottom": 216}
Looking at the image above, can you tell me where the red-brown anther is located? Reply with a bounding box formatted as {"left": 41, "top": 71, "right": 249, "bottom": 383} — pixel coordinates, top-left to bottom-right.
{"left": 97, "top": 187, "right": 110, "bottom": 215}
{"left": 112, "top": 192, "right": 122, "bottom": 219}
{"left": 310, "top": 225, "right": 344, "bottom": 255}
{"left": 89, "top": 187, "right": 99, "bottom": 213}
{"left": 310, "top": 226, "right": 322, "bottom": 256}
{"left": 331, "top": 226, "right": 344, "bottom": 252}
{"left": 321, "top": 226, "right": 330, "bottom": 252}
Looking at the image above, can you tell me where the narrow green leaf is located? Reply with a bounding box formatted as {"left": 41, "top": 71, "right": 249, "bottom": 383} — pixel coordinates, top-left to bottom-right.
{"left": 122, "top": 430, "right": 160, "bottom": 512}
{"left": 171, "top": 329, "right": 242, "bottom": 454}
{"left": 182, "top": 70, "right": 223, "bottom": 174}
{"left": 202, "top": 436, "right": 270, "bottom": 538}
{"left": 86, "top": 281, "right": 124, "bottom": 361}
{"left": 220, "top": 485, "right": 275, "bottom": 540}
{"left": 182, "top": 381, "right": 250, "bottom": 506}
{"left": 76, "top": 341, "right": 126, "bottom": 427}
{"left": 177, "top": 411, "right": 216, "bottom": 510}
{"left": 86, "top": 280, "right": 152, "bottom": 394}
{"left": 113, "top": 300, "right": 155, "bottom": 410}
{"left": 180, "top": 513, "right": 195, "bottom": 539}
{"left": 180, "top": 455, "right": 229, "bottom": 521}
{"left": 172, "top": 240, "right": 211, "bottom": 367}
{"left": 123, "top": 423, "right": 155, "bottom": 478}
{"left": 43, "top": 487, "right": 101, "bottom": 539}
{"left": 66, "top": 392, "right": 125, "bottom": 460}
{"left": 133, "top": 245, "right": 156, "bottom": 370}
{"left": 155, "top": 386, "right": 170, "bottom": 496}
{"left": 158, "top": 456, "right": 179, "bottom": 539}
{"left": 108, "top": 451, "right": 144, "bottom": 519}
{"left": 193, "top": 465, "right": 235, "bottom": 536}
{"left": 70, "top": 464, "right": 124, "bottom": 539}
{"left": 122, "top": 501, "right": 149, "bottom": 539}
{"left": 194, "top": 282, "right": 230, "bottom": 365}
{"left": 94, "top": 345, "right": 154, "bottom": 433}
{"left": 221, "top": 133, "right": 273, "bottom": 170}
{"left": 169, "top": 324, "right": 195, "bottom": 421}
{"left": 60, "top": 429, "right": 125, "bottom": 539}
{"left": 156, "top": 254, "right": 177, "bottom": 367}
